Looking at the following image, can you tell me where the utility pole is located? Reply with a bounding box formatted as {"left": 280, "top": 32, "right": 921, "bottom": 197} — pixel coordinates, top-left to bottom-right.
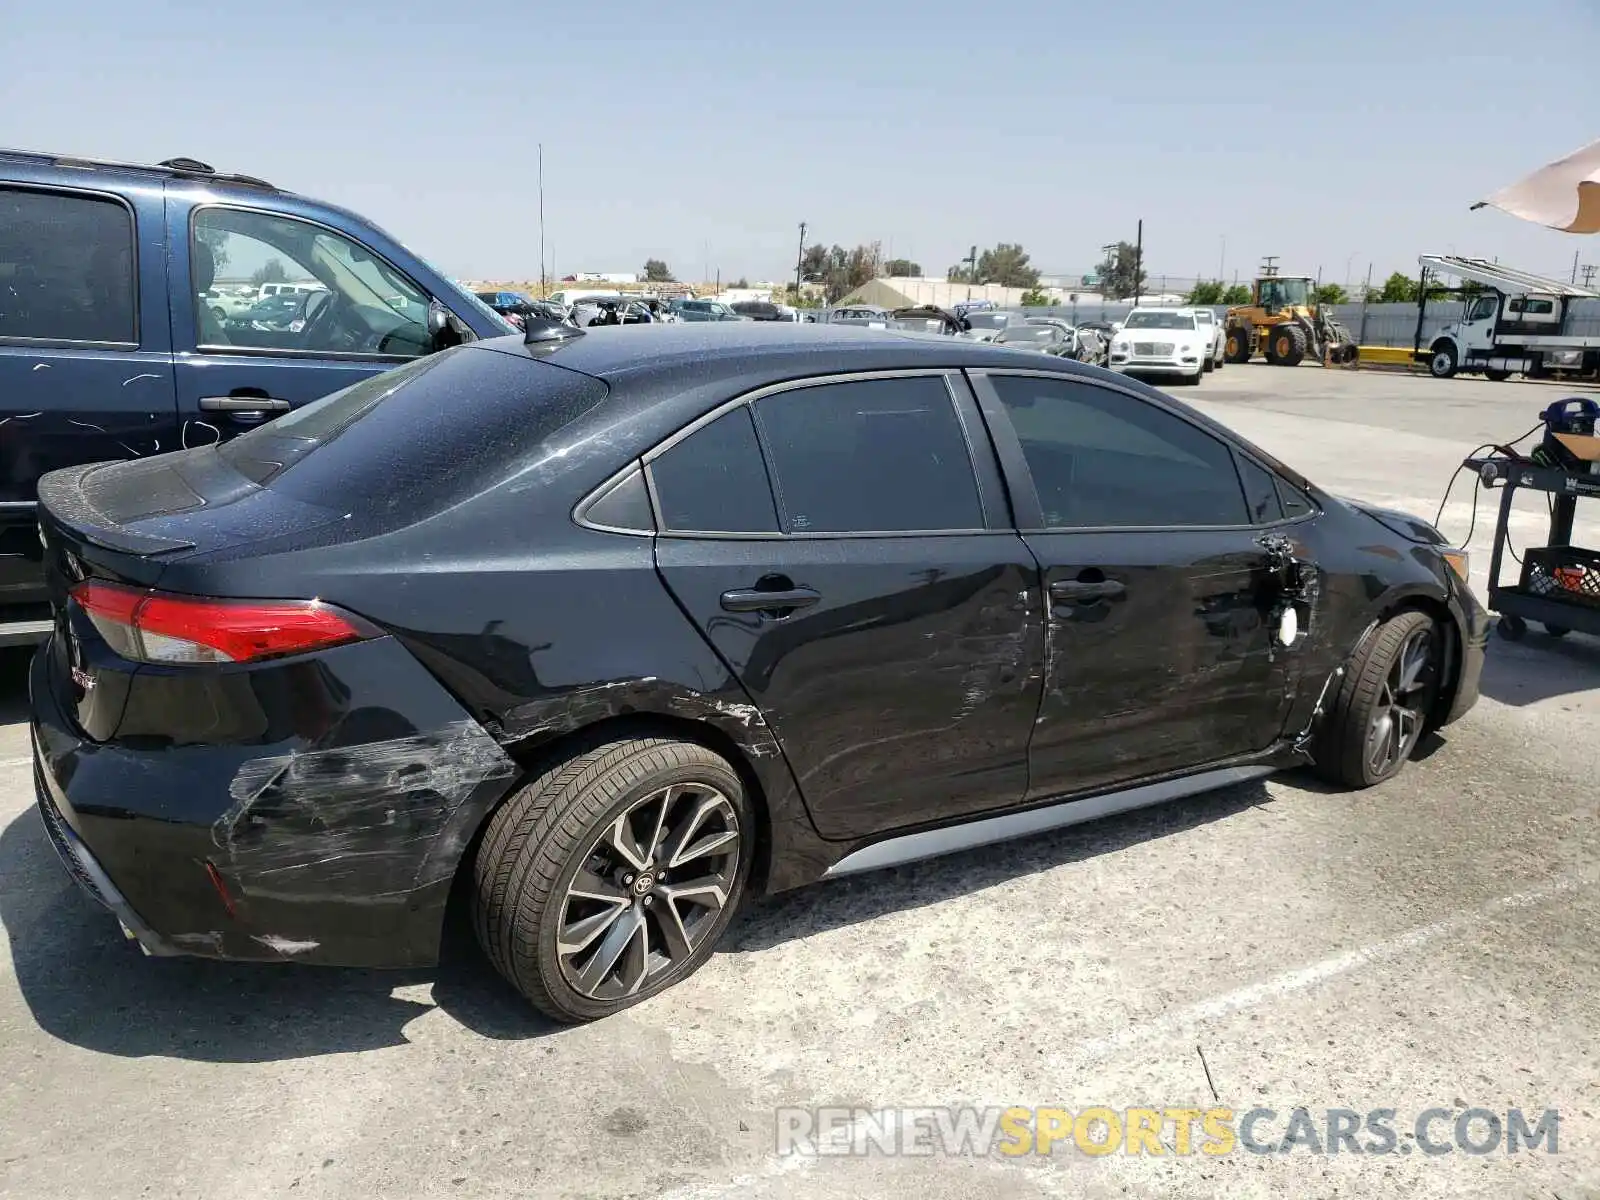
{"left": 1581, "top": 264, "right": 1598, "bottom": 289}
{"left": 965, "top": 244, "right": 978, "bottom": 302}
{"left": 793, "top": 221, "right": 807, "bottom": 303}
{"left": 537, "top": 143, "right": 546, "bottom": 297}
{"left": 1358, "top": 263, "right": 1373, "bottom": 344}
{"left": 1573, "top": 248, "right": 1581, "bottom": 284}
{"left": 1132, "top": 219, "right": 1143, "bottom": 307}
{"left": 1218, "top": 234, "right": 1226, "bottom": 284}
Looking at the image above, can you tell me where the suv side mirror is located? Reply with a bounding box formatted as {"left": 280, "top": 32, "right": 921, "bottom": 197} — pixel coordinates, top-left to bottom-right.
{"left": 427, "top": 298, "right": 462, "bottom": 351}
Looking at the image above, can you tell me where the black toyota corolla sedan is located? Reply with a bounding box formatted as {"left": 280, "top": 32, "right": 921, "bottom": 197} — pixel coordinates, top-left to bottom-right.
{"left": 30, "top": 322, "right": 1487, "bottom": 1021}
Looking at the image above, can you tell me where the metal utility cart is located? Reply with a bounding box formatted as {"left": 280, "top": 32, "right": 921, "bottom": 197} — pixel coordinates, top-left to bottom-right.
{"left": 1468, "top": 425, "right": 1600, "bottom": 642}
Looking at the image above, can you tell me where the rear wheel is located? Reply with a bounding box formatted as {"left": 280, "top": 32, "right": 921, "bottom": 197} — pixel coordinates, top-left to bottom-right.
{"left": 473, "top": 736, "right": 751, "bottom": 1022}
{"left": 1314, "top": 610, "right": 1442, "bottom": 788}
{"left": 1266, "top": 324, "right": 1307, "bottom": 366}
{"left": 1224, "top": 326, "right": 1252, "bottom": 363}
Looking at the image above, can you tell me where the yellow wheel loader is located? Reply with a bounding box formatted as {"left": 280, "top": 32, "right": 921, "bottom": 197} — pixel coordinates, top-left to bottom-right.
{"left": 1223, "top": 268, "right": 1359, "bottom": 367}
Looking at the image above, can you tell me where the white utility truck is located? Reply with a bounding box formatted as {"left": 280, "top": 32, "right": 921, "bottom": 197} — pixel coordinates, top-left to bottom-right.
{"left": 1414, "top": 255, "right": 1600, "bottom": 381}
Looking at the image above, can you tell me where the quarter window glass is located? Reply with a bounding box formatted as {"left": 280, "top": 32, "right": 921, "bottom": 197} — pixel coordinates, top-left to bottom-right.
{"left": 0, "top": 188, "right": 135, "bottom": 343}
{"left": 754, "top": 377, "right": 982, "bottom": 533}
{"left": 1237, "top": 457, "right": 1284, "bottom": 524}
{"left": 652, "top": 408, "right": 779, "bottom": 533}
{"left": 989, "top": 376, "right": 1248, "bottom": 528}
{"left": 192, "top": 208, "right": 431, "bottom": 357}
{"left": 1277, "top": 478, "right": 1314, "bottom": 519}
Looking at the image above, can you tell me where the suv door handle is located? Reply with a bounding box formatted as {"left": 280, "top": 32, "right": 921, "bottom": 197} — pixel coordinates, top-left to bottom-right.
{"left": 720, "top": 586, "right": 821, "bottom": 613}
{"left": 1050, "top": 579, "right": 1126, "bottom": 602}
{"left": 198, "top": 396, "right": 291, "bottom": 413}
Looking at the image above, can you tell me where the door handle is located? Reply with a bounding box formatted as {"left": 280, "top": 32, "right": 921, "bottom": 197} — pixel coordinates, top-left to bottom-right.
{"left": 198, "top": 396, "right": 291, "bottom": 413}
{"left": 720, "top": 586, "right": 821, "bottom": 613}
{"left": 1050, "top": 579, "right": 1126, "bottom": 602}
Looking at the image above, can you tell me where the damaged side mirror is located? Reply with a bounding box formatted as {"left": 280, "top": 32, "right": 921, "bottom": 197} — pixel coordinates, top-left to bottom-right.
{"left": 426, "top": 298, "right": 462, "bottom": 352}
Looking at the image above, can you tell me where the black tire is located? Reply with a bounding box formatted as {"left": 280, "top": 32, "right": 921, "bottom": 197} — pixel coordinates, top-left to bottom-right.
{"left": 1313, "top": 610, "right": 1442, "bottom": 788}
{"left": 1485, "top": 368, "right": 1511, "bottom": 382}
{"left": 1203, "top": 355, "right": 1215, "bottom": 373}
{"left": 1429, "top": 342, "right": 1458, "bottom": 379}
{"left": 1224, "top": 326, "right": 1252, "bottom": 363}
{"left": 1543, "top": 623, "right": 1570, "bottom": 638}
{"left": 210, "top": 306, "right": 226, "bottom": 321}
{"left": 473, "top": 736, "right": 752, "bottom": 1022}
{"left": 1497, "top": 614, "right": 1526, "bottom": 641}
{"left": 1266, "top": 324, "right": 1307, "bottom": 367}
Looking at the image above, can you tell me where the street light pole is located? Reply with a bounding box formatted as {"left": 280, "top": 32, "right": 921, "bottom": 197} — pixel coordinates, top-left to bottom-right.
{"left": 793, "top": 222, "right": 807, "bottom": 304}
{"left": 538, "top": 143, "right": 546, "bottom": 297}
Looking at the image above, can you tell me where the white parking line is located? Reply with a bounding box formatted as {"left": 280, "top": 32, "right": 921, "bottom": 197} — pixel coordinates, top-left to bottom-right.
{"left": 0, "top": 756, "right": 32, "bottom": 769}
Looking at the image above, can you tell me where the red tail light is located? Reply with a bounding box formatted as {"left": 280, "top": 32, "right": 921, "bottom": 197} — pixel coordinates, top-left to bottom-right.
{"left": 70, "top": 580, "right": 374, "bottom": 664}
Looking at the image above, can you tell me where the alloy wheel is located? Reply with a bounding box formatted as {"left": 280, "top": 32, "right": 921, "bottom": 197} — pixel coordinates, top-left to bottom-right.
{"left": 557, "top": 783, "right": 741, "bottom": 1001}
{"left": 1365, "top": 627, "right": 1436, "bottom": 777}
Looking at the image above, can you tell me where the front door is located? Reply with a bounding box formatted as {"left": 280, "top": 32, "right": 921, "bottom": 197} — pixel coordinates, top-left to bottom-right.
{"left": 166, "top": 200, "right": 439, "bottom": 447}
{"left": 649, "top": 373, "right": 1046, "bottom": 841}
{"left": 972, "top": 371, "right": 1295, "bottom": 801}
{"left": 0, "top": 180, "right": 175, "bottom": 616}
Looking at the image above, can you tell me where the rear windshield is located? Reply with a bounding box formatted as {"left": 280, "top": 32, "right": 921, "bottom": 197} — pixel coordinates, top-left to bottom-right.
{"left": 216, "top": 347, "right": 608, "bottom": 520}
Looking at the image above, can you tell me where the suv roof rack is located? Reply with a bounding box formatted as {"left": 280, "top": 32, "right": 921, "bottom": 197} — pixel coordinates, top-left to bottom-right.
{"left": 0, "top": 147, "right": 276, "bottom": 190}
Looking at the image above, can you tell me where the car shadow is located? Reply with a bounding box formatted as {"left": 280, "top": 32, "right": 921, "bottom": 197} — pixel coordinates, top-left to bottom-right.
{"left": 2, "top": 768, "right": 1268, "bottom": 1061}
{"left": 1479, "top": 627, "right": 1600, "bottom": 706}
{"left": 726, "top": 778, "right": 1270, "bottom": 952}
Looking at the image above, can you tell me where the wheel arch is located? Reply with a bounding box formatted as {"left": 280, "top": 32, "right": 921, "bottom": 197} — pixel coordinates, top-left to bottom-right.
{"left": 1376, "top": 588, "right": 1463, "bottom": 731}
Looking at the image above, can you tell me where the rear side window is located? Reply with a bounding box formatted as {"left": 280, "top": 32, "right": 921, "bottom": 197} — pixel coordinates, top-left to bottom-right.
{"left": 0, "top": 187, "right": 135, "bottom": 344}
{"left": 753, "top": 376, "right": 982, "bottom": 533}
{"left": 216, "top": 348, "right": 607, "bottom": 521}
{"left": 651, "top": 408, "right": 779, "bottom": 533}
{"left": 989, "top": 375, "right": 1247, "bottom": 528}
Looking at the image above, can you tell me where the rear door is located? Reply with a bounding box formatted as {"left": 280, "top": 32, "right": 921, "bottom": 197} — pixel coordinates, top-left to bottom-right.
{"left": 0, "top": 178, "right": 175, "bottom": 621}
{"left": 971, "top": 370, "right": 1297, "bottom": 801}
{"left": 650, "top": 371, "right": 1045, "bottom": 841}
{"left": 165, "top": 199, "right": 439, "bottom": 444}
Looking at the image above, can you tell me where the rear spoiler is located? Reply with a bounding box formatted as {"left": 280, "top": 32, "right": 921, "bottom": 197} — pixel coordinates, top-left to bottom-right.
{"left": 36, "top": 464, "right": 196, "bottom": 556}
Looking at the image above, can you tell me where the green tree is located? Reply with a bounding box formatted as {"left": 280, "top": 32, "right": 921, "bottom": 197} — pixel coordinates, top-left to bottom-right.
{"left": 946, "top": 244, "right": 1040, "bottom": 289}
{"left": 249, "top": 258, "right": 289, "bottom": 287}
{"left": 642, "top": 258, "right": 674, "bottom": 283}
{"left": 1095, "top": 241, "right": 1147, "bottom": 300}
{"left": 820, "top": 242, "right": 883, "bottom": 303}
{"left": 1221, "top": 283, "right": 1251, "bottom": 305}
{"left": 731, "top": 277, "right": 750, "bottom": 289}
{"left": 1185, "top": 280, "right": 1226, "bottom": 305}
{"left": 1374, "top": 272, "right": 1420, "bottom": 304}
{"left": 883, "top": 258, "right": 922, "bottom": 277}
{"left": 1313, "top": 283, "right": 1349, "bottom": 305}
{"left": 1020, "top": 288, "right": 1052, "bottom": 306}
{"left": 800, "top": 243, "right": 828, "bottom": 281}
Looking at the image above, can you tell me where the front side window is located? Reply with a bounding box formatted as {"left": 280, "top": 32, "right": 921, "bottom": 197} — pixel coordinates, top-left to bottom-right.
{"left": 192, "top": 207, "right": 431, "bottom": 357}
{"left": 989, "top": 375, "right": 1248, "bottom": 528}
{"left": 0, "top": 187, "right": 135, "bottom": 344}
{"left": 1468, "top": 296, "right": 1497, "bottom": 321}
{"left": 754, "top": 376, "right": 982, "bottom": 533}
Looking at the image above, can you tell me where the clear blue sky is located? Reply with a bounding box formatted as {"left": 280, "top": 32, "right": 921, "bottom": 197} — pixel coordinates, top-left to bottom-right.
{"left": 4, "top": 0, "right": 1597, "bottom": 287}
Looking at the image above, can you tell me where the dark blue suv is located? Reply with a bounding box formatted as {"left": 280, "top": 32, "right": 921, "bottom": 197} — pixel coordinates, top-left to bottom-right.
{"left": 0, "top": 149, "right": 512, "bottom": 643}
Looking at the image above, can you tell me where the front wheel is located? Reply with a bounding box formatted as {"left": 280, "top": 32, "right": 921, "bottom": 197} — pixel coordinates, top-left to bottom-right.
{"left": 1429, "top": 342, "right": 1458, "bottom": 379}
{"left": 473, "top": 736, "right": 751, "bottom": 1022}
{"left": 1314, "top": 610, "right": 1442, "bottom": 788}
{"left": 1224, "top": 327, "right": 1252, "bottom": 363}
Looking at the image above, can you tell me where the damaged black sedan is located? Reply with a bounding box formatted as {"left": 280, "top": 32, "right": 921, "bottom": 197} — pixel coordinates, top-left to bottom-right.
{"left": 30, "top": 322, "right": 1486, "bottom": 1022}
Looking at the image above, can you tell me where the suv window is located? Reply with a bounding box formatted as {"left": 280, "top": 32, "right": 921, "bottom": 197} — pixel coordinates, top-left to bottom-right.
{"left": 0, "top": 187, "right": 135, "bottom": 344}
{"left": 988, "top": 375, "right": 1248, "bottom": 528}
{"left": 753, "top": 376, "right": 982, "bottom": 533}
{"left": 192, "top": 208, "right": 431, "bottom": 358}
{"left": 651, "top": 407, "right": 780, "bottom": 534}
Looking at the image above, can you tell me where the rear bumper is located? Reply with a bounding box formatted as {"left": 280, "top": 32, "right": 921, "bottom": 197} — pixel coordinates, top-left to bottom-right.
{"left": 28, "top": 636, "right": 520, "bottom": 968}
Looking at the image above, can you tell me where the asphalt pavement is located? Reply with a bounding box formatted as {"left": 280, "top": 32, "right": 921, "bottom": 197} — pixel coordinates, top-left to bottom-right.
{"left": 2, "top": 365, "right": 1598, "bottom": 1200}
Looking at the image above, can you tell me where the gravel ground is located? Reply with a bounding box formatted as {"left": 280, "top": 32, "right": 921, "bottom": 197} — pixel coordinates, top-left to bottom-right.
{"left": 2, "top": 364, "right": 1598, "bottom": 1200}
